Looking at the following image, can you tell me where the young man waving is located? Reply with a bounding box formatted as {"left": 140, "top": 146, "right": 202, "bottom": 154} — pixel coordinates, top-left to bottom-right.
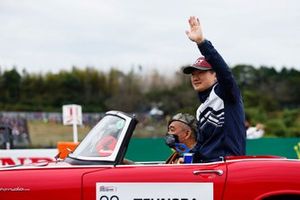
{"left": 182, "top": 16, "right": 246, "bottom": 162}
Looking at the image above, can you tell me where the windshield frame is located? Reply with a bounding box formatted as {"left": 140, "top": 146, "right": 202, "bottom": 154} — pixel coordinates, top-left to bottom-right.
{"left": 68, "top": 111, "right": 134, "bottom": 162}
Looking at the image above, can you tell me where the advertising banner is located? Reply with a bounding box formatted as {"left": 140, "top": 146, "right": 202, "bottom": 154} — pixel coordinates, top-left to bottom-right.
{"left": 0, "top": 149, "right": 57, "bottom": 166}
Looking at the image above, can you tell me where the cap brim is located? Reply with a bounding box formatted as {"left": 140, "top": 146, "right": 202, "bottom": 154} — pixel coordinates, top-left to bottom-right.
{"left": 182, "top": 65, "right": 212, "bottom": 74}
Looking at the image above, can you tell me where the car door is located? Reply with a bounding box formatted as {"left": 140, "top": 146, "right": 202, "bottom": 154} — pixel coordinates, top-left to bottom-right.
{"left": 82, "top": 161, "right": 226, "bottom": 200}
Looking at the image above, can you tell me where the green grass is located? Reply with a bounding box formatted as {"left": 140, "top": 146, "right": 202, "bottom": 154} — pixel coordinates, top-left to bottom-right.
{"left": 27, "top": 120, "right": 167, "bottom": 148}
{"left": 28, "top": 121, "right": 91, "bottom": 147}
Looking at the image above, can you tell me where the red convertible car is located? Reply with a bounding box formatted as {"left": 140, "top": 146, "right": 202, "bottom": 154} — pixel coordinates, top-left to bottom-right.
{"left": 1, "top": 111, "right": 300, "bottom": 200}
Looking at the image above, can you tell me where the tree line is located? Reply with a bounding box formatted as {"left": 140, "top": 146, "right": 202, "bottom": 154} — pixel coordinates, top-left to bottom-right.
{"left": 0, "top": 64, "right": 300, "bottom": 137}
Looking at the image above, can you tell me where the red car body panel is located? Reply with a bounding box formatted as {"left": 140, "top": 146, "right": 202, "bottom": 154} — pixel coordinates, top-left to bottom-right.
{"left": 82, "top": 163, "right": 226, "bottom": 200}
{"left": 1, "top": 111, "right": 300, "bottom": 200}
{"left": 2, "top": 158, "right": 300, "bottom": 200}
{"left": 223, "top": 159, "right": 300, "bottom": 200}
{"left": 0, "top": 163, "right": 89, "bottom": 200}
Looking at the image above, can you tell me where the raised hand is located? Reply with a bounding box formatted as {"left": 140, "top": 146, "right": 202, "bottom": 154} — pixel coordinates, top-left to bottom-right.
{"left": 185, "top": 16, "right": 205, "bottom": 44}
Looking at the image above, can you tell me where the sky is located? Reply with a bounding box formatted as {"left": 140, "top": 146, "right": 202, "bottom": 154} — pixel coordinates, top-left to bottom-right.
{"left": 0, "top": 0, "right": 299, "bottom": 75}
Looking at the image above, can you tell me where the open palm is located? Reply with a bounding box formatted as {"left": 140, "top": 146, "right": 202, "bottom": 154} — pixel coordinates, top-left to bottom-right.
{"left": 185, "top": 16, "right": 204, "bottom": 44}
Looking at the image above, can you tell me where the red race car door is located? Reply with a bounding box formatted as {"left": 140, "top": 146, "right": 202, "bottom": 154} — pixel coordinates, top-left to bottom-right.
{"left": 82, "top": 161, "right": 226, "bottom": 200}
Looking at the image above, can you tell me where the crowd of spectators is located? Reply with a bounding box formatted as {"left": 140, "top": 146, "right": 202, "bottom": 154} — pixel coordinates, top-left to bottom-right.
{"left": 0, "top": 111, "right": 107, "bottom": 148}
{"left": 0, "top": 111, "right": 104, "bottom": 126}
{"left": 0, "top": 113, "right": 30, "bottom": 148}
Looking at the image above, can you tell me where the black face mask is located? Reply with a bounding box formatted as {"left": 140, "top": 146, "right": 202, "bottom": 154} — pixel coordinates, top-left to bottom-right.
{"left": 165, "top": 133, "right": 190, "bottom": 154}
{"left": 165, "top": 133, "right": 179, "bottom": 149}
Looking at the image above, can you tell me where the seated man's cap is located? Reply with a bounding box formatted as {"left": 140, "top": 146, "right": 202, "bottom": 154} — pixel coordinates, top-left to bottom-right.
{"left": 168, "top": 113, "right": 197, "bottom": 133}
{"left": 182, "top": 57, "right": 212, "bottom": 74}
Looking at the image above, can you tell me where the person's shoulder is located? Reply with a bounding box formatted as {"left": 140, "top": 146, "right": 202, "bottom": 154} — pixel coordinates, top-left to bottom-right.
{"left": 211, "top": 83, "right": 223, "bottom": 98}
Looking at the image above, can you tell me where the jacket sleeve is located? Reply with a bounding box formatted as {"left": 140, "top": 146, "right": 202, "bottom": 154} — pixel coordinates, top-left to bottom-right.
{"left": 197, "top": 39, "right": 240, "bottom": 102}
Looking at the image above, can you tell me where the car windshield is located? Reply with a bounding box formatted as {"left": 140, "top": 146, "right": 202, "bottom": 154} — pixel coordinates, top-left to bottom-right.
{"left": 71, "top": 114, "right": 127, "bottom": 160}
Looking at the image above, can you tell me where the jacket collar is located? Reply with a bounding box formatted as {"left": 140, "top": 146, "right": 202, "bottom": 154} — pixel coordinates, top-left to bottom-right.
{"left": 197, "top": 82, "right": 217, "bottom": 103}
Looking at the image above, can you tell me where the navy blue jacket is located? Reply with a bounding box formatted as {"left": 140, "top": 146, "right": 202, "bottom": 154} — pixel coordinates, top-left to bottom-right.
{"left": 192, "top": 39, "right": 246, "bottom": 162}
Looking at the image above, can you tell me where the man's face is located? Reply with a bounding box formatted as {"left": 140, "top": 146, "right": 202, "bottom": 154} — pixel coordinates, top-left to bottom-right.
{"left": 168, "top": 121, "right": 189, "bottom": 143}
{"left": 191, "top": 70, "right": 216, "bottom": 92}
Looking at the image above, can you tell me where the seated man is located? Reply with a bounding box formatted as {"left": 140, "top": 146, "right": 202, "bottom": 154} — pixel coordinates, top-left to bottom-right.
{"left": 165, "top": 113, "right": 197, "bottom": 164}
{"left": 123, "top": 113, "right": 197, "bottom": 165}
